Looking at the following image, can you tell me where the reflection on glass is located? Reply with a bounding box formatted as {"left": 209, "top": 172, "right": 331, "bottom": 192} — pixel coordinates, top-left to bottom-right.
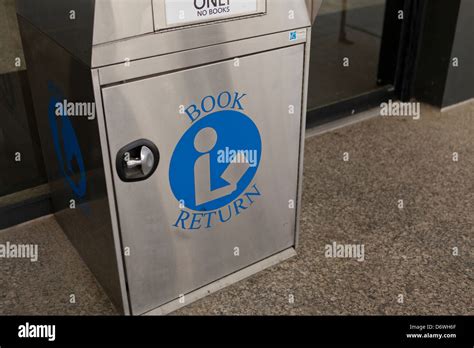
{"left": 0, "top": 0, "right": 25, "bottom": 75}
{"left": 308, "top": 0, "right": 388, "bottom": 110}
{"left": 0, "top": 0, "right": 46, "bottom": 198}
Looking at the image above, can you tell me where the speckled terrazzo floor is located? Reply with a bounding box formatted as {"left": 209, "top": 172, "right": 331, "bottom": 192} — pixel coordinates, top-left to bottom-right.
{"left": 0, "top": 216, "right": 116, "bottom": 315}
{"left": 1, "top": 102, "right": 472, "bottom": 315}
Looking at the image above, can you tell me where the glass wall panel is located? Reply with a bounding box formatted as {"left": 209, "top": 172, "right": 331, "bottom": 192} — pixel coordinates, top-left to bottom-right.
{"left": 0, "top": 0, "right": 46, "bottom": 199}
{"left": 308, "top": 0, "right": 390, "bottom": 111}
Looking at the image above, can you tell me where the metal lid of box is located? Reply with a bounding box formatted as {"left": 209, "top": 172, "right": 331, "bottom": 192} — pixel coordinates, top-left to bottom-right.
{"left": 16, "top": 0, "right": 320, "bottom": 67}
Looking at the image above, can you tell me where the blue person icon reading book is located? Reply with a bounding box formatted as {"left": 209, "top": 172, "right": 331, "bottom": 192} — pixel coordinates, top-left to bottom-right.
{"left": 169, "top": 109, "right": 262, "bottom": 212}
{"left": 193, "top": 127, "right": 250, "bottom": 206}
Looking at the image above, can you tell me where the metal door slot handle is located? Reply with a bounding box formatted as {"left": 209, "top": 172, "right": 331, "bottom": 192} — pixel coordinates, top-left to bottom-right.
{"left": 126, "top": 146, "right": 155, "bottom": 177}
{"left": 116, "top": 140, "right": 159, "bottom": 182}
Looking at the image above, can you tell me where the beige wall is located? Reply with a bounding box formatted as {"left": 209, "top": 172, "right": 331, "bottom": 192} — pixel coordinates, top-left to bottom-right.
{"left": 0, "top": 0, "right": 25, "bottom": 74}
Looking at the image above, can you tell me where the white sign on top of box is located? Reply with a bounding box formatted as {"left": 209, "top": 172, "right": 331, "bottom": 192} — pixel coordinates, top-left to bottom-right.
{"left": 164, "top": 0, "right": 264, "bottom": 27}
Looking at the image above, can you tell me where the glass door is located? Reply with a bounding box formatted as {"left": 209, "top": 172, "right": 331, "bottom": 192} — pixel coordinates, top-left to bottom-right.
{"left": 0, "top": 0, "right": 48, "bottom": 229}
{"left": 307, "top": 0, "right": 404, "bottom": 126}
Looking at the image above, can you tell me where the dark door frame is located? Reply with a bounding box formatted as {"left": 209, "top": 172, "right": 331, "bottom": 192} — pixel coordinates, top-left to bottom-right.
{"left": 306, "top": 0, "right": 426, "bottom": 128}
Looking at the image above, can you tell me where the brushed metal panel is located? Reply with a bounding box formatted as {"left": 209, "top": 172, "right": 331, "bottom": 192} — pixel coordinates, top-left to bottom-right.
{"left": 18, "top": 17, "right": 125, "bottom": 312}
{"left": 98, "top": 30, "right": 307, "bottom": 86}
{"left": 91, "top": 69, "right": 131, "bottom": 314}
{"left": 295, "top": 27, "right": 311, "bottom": 249}
{"left": 93, "top": 0, "right": 154, "bottom": 45}
{"left": 144, "top": 248, "right": 297, "bottom": 315}
{"left": 17, "top": 0, "right": 320, "bottom": 67}
{"left": 305, "top": 0, "right": 322, "bottom": 24}
{"left": 102, "top": 45, "right": 304, "bottom": 314}
{"left": 92, "top": 0, "right": 311, "bottom": 67}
